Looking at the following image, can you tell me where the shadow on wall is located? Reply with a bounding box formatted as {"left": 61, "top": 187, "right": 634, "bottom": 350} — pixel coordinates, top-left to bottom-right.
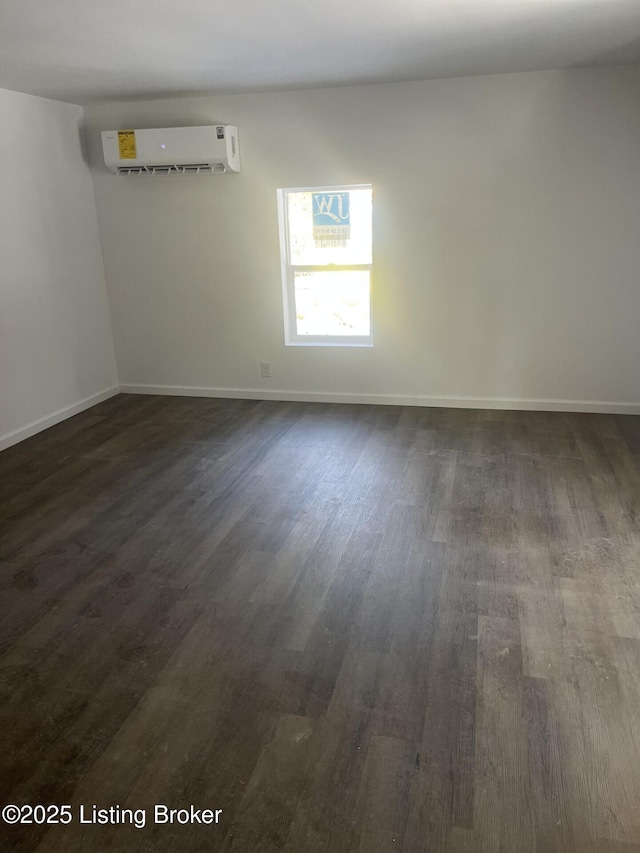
{"left": 78, "top": 117, "right": 91, "bottom": 167}
{"left": 569, "top": 34, "right": 640, "bottom": 67}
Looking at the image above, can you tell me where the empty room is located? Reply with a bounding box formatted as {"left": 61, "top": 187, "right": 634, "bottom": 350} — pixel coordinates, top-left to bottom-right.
{"left": 1, "top": 1, "right": 640, "bottom": 850}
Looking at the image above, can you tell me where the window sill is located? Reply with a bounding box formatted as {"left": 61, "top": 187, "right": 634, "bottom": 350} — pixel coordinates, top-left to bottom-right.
{"left": 285, "top": 340, "right": 373, "bottom": 348}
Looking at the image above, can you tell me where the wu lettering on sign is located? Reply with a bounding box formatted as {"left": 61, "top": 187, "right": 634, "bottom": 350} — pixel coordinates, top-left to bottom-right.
{"left": 312, "top": 192, "right": 350, "bottom": 247}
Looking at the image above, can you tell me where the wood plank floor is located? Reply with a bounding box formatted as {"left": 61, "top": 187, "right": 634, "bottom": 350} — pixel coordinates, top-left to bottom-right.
{"left": 1, "top": 394, "right": 640, "bottom": 852}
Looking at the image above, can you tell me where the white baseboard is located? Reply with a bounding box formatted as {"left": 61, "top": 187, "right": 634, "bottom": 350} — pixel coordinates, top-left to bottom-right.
{"left": 0, "top": 385, "right": 120, "bottom": 452}
{"left": 119, "top": 383, "right": 640, "bottom": 415}
{"left": 2, "top": 381, "right": 633, "bottom": 454}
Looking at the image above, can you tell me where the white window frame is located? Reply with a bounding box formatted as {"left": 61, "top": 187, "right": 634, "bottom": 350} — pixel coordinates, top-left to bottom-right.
{"left": 277, "top": 184, "right": 373, "bottom": 347}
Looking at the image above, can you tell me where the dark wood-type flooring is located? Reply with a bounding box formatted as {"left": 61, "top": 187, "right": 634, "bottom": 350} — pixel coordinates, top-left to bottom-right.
{"left": 1, "top": 394, "right": 640, "bottom": 852}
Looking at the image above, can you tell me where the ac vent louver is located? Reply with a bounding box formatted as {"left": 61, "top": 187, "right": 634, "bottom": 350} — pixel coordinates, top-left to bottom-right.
{"left": 116, "top": 163, "right": 227, "bottom": 176}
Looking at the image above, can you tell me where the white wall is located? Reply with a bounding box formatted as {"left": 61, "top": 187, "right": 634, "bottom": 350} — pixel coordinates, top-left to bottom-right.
{"left": 0, "top": 88, "right": 118, "bottom": 449}
{"left": 85, "top": 67, "right": 640, "bottom": 411}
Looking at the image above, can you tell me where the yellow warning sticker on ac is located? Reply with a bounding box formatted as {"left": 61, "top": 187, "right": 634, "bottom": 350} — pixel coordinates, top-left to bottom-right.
{"left": 118, "top": 130, "right": 136, "bottom": 160}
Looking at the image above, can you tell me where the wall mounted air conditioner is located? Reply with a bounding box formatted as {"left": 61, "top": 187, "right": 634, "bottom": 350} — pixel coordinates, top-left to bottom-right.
{"left": 101, "top": 125, "right": 240, "bottom": 175}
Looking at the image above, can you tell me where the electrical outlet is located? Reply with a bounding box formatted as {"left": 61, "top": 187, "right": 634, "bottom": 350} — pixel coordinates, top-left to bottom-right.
{"left": 261, "top": 361, "right": 272, "bottom": 378}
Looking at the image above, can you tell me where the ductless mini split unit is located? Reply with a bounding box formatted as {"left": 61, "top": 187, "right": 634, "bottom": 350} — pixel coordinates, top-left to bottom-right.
{"left": 101, "top": 125, "right": 240, "bottom": 175}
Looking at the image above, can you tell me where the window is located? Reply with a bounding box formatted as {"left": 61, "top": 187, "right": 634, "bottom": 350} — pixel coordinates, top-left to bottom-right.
{"left": 277, "top": 185, "right": 373, "bottom": 346}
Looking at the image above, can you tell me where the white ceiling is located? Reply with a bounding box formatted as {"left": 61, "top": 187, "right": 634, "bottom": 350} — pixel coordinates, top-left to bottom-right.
{"left": 1, "top": 0, "right": 640, "bottom": 105}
